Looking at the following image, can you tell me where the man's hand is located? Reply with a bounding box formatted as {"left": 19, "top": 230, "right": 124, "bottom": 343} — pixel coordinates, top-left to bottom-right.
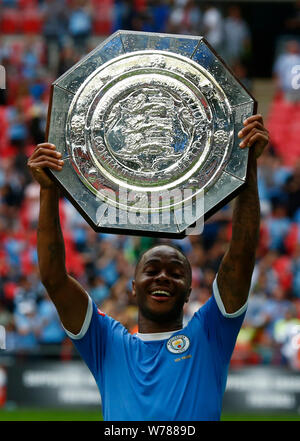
{"left": 27, "top": 143, "right": 64, "bottom": 188}
{"left": 238, "top": 114, "right": 269, "bottom": 159}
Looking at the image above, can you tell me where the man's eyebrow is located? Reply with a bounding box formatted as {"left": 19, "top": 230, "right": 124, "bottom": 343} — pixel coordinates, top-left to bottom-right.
{"left": 143, "top": 258, "right": 161, "bottom": 265}
{"left": 143, "top": 257, "right": 184, "bottom": 266}
{"left": 169, "top": 259, "right": 185, "bottom": 266}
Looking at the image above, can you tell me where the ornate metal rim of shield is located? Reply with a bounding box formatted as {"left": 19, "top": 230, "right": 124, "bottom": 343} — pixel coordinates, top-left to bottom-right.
{"left": 45, "top": 30, "right": 257, "bottom": 238}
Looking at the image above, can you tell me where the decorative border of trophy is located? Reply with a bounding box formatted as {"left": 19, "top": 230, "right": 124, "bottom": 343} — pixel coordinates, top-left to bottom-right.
{"left": 46, "top": 30, "right": 257, "bottom": 238}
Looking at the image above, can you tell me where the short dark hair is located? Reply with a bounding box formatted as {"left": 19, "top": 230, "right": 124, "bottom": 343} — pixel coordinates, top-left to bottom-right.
{"left": 135, "top": 243, "right": 192, "bottom": 285}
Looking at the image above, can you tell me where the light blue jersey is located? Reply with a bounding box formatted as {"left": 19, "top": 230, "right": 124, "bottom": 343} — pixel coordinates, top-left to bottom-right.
{"left": 65, "top": 279, "right": 246, "bottom": 421}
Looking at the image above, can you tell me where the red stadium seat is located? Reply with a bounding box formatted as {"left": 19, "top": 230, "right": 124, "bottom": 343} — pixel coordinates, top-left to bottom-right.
{"left": 18, "top": 0, "right": 38, "bottom": 8}
{"left": 91, "top": 0, "right": 112, "bottom": 8}
{"left": 284, "top": 224, "right": 299, "bottom": 256}
{"left": 20, "top": 7, "right": 43, "bottom": 34}
{"left": 8, "top": 41, "right": 24, "bottom": 66}
{"left": 93, "top": 17, "right": 112, "bottom": 35}
{"left": 267, "top": 96, "right": 300, "bottom": 166}
{"left": 92, "top": 0, "right": 113, "bottom": 35}
{"left": 0, "top": 107, "right": 9, "bottom": 154}
{"left": 272, "top": 255, "right": 293, "bottom": 292}
{"left": 0, "top": 107, "right": 8, "bottom": 128}
{"left": 134, "top": 0, "right": 147, "bottom": 11}
{"left": 0, "top": 8, "right": 21, "bottom": 34}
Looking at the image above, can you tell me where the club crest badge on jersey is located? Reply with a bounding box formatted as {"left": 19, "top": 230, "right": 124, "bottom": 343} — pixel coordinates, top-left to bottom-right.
{"left": 167, "top": 335, "right": 190, "bottom": 354}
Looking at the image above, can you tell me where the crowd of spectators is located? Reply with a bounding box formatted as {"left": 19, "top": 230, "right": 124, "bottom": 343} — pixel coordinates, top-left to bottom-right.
{"left": 0, "top": 0, "right": 300, "bottom": 369}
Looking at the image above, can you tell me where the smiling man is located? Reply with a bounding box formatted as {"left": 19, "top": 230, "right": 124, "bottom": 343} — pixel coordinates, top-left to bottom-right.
{"left": 27, "top": 114, "right": 269, "bottom": 421}
{"left": 132, "top": 245, "right": 192, "bottom": 332}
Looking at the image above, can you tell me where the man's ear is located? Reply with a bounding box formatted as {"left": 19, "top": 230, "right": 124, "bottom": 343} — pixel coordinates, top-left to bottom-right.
{"left": 185, "top": 287, "right": 192, "bottom": 303}
{"left": 132, "top": 279, "right": 136, "bottom": 298}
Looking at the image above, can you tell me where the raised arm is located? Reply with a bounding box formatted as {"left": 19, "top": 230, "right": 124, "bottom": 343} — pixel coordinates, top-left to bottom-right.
{"left": 27, "top": 143, "right": 89, "bottom": 334}
{"left": 217, "top": 114, "right": 269, "bottom": 313}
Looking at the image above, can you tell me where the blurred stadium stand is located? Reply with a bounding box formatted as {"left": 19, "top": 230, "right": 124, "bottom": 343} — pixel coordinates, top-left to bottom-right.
{"left": 0, "top": 0, "right": 300, "bottom": 416}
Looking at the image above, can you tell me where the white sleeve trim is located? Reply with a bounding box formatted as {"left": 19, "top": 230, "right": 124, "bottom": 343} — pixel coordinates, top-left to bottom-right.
{"left": 63, "top": 295, "right": 93, "bottom": 340}
{"left": 213, "top": 276, "right": 248, "bottom": 318}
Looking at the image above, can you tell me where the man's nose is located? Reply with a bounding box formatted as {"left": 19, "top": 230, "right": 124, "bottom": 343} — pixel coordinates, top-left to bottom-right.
{"left": 155, "top": 269, "right": 169, "bottom": 282}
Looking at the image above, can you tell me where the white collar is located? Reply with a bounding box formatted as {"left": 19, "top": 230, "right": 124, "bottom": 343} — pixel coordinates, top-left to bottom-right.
{"left": 136, "top": 329, "right": 182, "bottom": 341}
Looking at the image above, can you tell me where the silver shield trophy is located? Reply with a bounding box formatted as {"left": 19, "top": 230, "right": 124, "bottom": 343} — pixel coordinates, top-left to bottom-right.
{"left": 46, "top": 30, "right": 257, "bottom": 238}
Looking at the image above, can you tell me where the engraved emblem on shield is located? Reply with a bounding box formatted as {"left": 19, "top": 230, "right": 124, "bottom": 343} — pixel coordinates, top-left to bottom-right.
{"left": 46, "top": 30, "right": 257, "bottom": 238}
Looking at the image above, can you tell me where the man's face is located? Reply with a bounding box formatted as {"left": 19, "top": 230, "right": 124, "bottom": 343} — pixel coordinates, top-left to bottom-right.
{"left": 132, "top": 245, "right": 191, "bottom": 325}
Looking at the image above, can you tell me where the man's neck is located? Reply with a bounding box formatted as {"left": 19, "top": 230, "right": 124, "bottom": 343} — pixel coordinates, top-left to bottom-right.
{"left": 137, "top": 314, "right": 183, "bottom": 334}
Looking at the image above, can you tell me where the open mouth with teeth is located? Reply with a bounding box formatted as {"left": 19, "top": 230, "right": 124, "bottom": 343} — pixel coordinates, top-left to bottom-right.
{"left": 150, "top": 290, "right": 172, "bottom": 301}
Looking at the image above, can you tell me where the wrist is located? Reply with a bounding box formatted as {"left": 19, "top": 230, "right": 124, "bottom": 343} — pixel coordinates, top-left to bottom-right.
{"left": 40, "top": 185, "right": 59, "bottom": 195}
{"left": 246, "top": 150, "right": 258, "bottom": 178}
{"left": 40, "top": 185, "right": 60, "bottom": 205}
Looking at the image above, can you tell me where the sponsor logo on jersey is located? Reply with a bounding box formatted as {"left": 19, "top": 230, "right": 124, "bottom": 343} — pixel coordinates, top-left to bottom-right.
{"left": 97, "top": 308, "right": 106, "bottom": 316}
{"left": 166, "top": 334, "right": 190, "bottom": 354}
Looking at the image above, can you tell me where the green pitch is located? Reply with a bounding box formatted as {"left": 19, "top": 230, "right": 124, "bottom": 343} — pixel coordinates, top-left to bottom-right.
{"left": 222, "top": 413, "right": 300, "bottom": 421}
{"left": 0, "top": 408, "right": 299, "bottom": 421}
{"left": 0, "top": 407, "right": 103, "bottom": 421}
